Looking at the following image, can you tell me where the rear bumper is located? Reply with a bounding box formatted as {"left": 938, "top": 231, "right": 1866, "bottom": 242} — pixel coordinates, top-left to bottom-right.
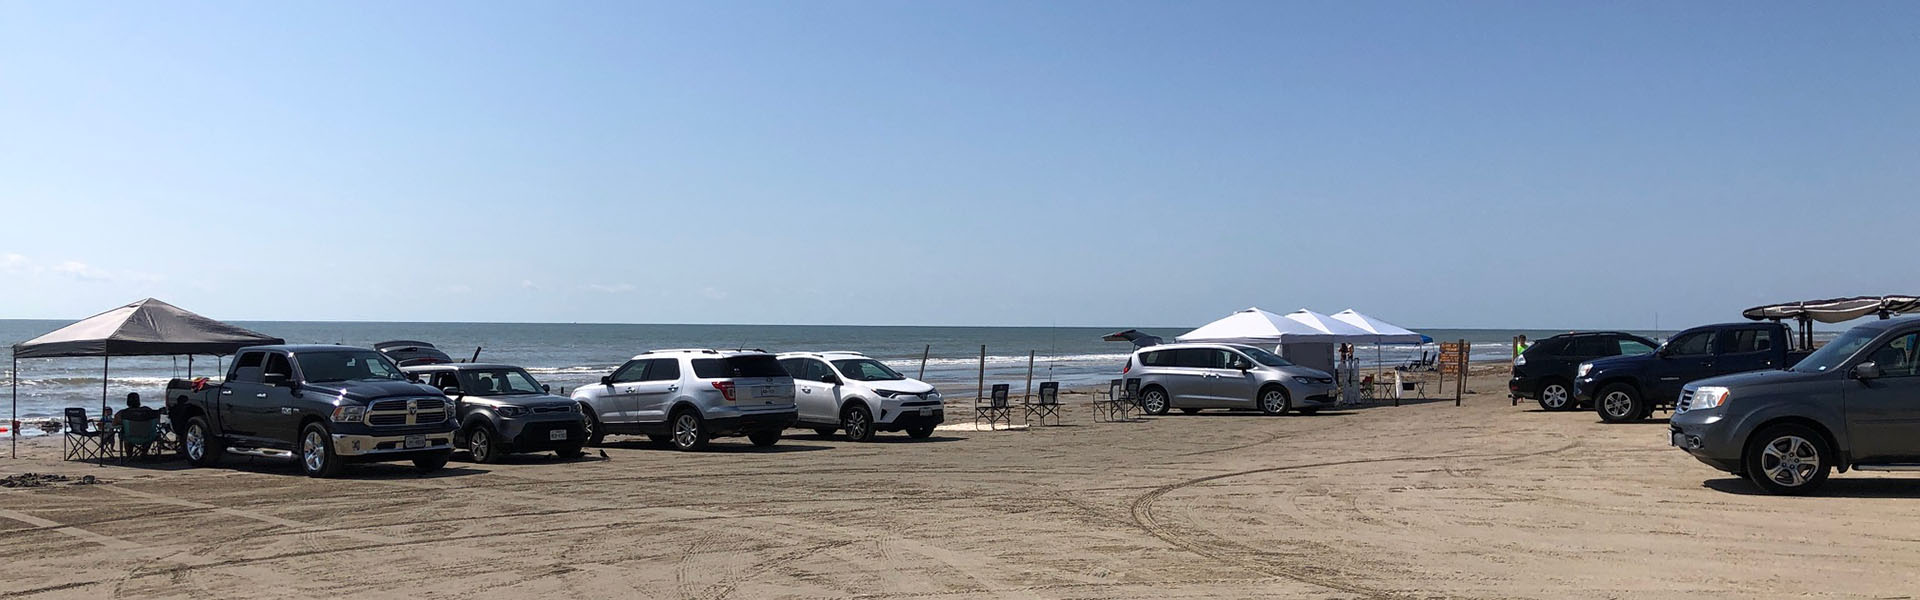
{"left": 705, "top": 410, "right": 797, "bottom": 437}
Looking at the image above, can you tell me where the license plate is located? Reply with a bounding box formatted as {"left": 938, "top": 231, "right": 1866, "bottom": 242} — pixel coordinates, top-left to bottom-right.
{"left": 919, "top": 408, "right": 933, "bottom": 416}
{"left": 404, "top": 434, "right": 427, "bottom": 449}
{"left": 549, "top": 429, "right": 568, "bottom": 441}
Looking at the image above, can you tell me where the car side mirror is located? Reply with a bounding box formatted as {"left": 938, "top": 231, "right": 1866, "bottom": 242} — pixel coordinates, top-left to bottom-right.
{"left": 1854, "top": 362, "right": 1882, "bottom": 380}
{"left": 600, "top": 376, "right": 612, "bottom": 386}
{"left": 820, "top": 374, "right": 840, "bottom": 385}
{"left": 543, "top": 384, "right": 551, "bottom": 393}
{"left": 263, "top": 373, "right": 289, "bottom": 386}
{"left": 406, "top": 374, "right": 421, "bottom": 383}
{"left": 441, "top": 386, "right": 463, "bottom": 398}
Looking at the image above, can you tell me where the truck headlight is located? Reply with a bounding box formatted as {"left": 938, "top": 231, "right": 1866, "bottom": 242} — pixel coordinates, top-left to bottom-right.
{"left": 1692, "top": 386, "right": 1731, "bottom": 410}
{"left": 331, "top": 405, "right": 366, "bottom": 423}
{"left": 1576, "top": 363, "right": 1593, "bottom": 378}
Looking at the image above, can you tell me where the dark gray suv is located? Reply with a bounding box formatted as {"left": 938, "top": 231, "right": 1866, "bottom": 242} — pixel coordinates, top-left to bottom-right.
{"left": 1671, "top": 316, "right": 1920, "bottom": 495}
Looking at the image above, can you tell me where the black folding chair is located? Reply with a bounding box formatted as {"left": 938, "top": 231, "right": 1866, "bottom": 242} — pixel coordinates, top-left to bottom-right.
{"left": 1023, "top": 381, "right": 1061, "bottom": 426}
{"left": 974, "top": 384, "right": 1013, "bottom": 430}
{"left": 1122, "top": 378, "right": 1142, "bottom": 419}
{"left": 62, "top": 408, "right": 112, "bottom": 462}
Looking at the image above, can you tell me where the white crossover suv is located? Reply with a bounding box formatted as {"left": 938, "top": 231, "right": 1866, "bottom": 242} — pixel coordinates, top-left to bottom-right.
{"left": 572, "top": 349, "right": 797, "bottom": 451}
{"left": 776, "top": 352, "right": 944, "bottom": 441}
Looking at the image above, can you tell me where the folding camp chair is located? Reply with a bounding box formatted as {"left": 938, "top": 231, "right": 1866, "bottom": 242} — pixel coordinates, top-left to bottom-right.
{"left": 1092, "top": 379, "right": 1122, "bottom": 422}
{"left": 974, "top": 384, "right": 1013, "bottom": 430}
{"left": 1024, "top": 381, "right": 1061, "bottom": 426}
{"left": 1122, "top": 378, "right": 1142, "bottom": 418}
{"left": 62, "top": 408, "right": 113, "bottom": 462}
{"left": 118, "top": 415, "right": 161, "bottom": 462}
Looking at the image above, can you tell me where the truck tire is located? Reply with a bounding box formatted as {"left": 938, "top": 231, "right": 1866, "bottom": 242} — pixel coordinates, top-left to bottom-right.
{"left": 1595, "top": 384, "right": 1644, "bottom": 423}
{"left": 669, "top": 409, "right": 709, "bottom": 451}
{"left": 413, "top": 450, "right": 451, "bottom": 473}
{"left": 748, "top": 430, "right": 782, "bottom": 447}
{"left": 841, "top": 404, "right": 876, "bottom": 442}
{"left": 299, "top": 422, "right": 344, "bottom": 478}
{"left": 1537, "top": 380, "right": 1573, "bottom": 411}
{"left": 466, "top": 423, "right": 503, "bottom": 464}
{"left": 1744, "top": 424, "right": 1831, "bottom": 495}
{"left": 181, "top": 416, "right": 224, "bottom": 467}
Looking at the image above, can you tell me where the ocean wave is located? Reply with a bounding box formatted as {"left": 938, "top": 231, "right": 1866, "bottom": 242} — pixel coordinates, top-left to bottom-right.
{"left": 0, "top": 376, "right": 184, "bottom": 388}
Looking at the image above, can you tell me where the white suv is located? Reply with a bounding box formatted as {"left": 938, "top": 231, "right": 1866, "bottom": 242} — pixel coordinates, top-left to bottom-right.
{"left": 572, "top": 349, "right": 797, "bottom": 451}
{"left": 776, "top": 352, "right": 944, "bottom": 441}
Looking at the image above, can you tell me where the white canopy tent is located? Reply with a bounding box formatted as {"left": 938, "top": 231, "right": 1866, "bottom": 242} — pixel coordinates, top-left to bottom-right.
{"left": 1330, "top": 309, "right": 1424, "bottom": 344}
{"left": 1177, "top": 308, "right": 1378, "bottom": 373}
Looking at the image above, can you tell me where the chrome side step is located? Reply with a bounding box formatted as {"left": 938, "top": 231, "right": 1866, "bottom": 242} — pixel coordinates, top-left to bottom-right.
{"left": 1852, "top": 464, "right": 1920, "bottom": 472}
{"left": 226, "top": 447, "right": 295, "bottom": 460}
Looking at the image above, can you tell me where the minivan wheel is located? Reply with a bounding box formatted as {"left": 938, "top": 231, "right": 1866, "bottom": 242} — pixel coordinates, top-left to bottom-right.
{"left": 1140, "top": 387, "right": 1170, "bottom": 415}
{"left": 842, "top": 405, "right": 876, "bottom": 442}
{"left": 1745, "top": 424, "right": 1831, "bottom": 495}
{"left": 1596, "top": 384, "right": 1644, "bottom": 423}
{"left": 1259, "top": 386, "right": 1290, "bottom": 415}
{"left": 670, "top": 410, "right": 709, "bottom": 451}
{"left": 1537, "top": 382, "right": 1572, "bottom": 411}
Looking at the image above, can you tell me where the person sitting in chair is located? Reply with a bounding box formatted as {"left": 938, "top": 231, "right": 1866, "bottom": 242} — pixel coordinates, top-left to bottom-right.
{"left": 113, "top": 393, "right": 161, "bottom": 455}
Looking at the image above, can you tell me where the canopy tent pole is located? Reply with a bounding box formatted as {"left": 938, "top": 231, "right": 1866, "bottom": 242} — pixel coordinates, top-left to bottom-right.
{"left": 102, "top": 356, "right": 110, "bottom": 416}
{"left": 11, "top": 353, "right": 17, "bottom": 459}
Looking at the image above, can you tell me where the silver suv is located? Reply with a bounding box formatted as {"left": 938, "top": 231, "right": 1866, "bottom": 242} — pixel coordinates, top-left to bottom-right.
{"left": 572, "top": 349, "right": 797, "bottom": 451}
{"left": 1124, "top": 343, "right": 1337, "bottom": 415}
{"left": 777, "top": 351, "right": 944, "bottom": 441}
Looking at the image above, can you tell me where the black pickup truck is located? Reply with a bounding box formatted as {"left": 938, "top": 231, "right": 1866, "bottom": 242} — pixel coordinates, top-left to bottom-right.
{"left": 166, "top": 345, "right": 458, "bottom": 477}
{"left": 1573, "top": 322, "right": 1812, "bottom": 423}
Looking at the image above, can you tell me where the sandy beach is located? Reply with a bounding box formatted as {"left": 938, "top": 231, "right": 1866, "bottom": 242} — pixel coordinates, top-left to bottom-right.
{"left": 5, "top": 366, "right": 1919, "bottom": 599}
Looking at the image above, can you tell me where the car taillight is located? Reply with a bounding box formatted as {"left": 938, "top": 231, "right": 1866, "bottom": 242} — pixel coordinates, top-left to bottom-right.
{"left": 1122, "top": 361, "right": 1131, "bottom": 375}
{"left": 711, "top": 381, "right": 736, "bottom": 402}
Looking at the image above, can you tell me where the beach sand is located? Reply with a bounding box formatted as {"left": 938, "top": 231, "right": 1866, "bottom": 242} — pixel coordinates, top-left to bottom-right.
{"left": 5, "top": 366, "right": 1920, "bottom": 598}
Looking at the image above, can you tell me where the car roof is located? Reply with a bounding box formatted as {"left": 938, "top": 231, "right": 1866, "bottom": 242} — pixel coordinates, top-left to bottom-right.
{"left": 399, "top": 363, "right": 523, "bottom": 372}
{"left": 631, "top": 348, "right": 773, "bottom": 359}
{"left": 238, "top": 344, "right": 368, "bottom": 353}
{"left": 1132, "top": 342, "right": 1262, "bottom": 353}
{"left": 777, "top": 351, "right": 868, "bottom": 359}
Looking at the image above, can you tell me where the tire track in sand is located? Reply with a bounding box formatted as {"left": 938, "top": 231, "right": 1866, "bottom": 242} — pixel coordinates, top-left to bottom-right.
{"left": 1127, "top": 440, "right": 1581, "bottom": 598}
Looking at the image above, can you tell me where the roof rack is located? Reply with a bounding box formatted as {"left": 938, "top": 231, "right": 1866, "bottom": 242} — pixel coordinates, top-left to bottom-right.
{"left": 640, "top": 348, "right": 720, "bottom": 355}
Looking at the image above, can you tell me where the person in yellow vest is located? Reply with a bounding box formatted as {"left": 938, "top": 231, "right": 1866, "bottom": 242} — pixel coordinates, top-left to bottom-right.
{"left": 1514, "top": 335, "right": 1529, "bottom": 356}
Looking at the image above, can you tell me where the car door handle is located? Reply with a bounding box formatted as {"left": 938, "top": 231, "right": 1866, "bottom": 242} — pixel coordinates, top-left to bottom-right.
{"left": 667, "top": 386, "right": 679, "bottom": 392}
{"left": 221, "top": 390, "right": 233, "bottom": 395}
{"left": 256, "top": 393, "right": 268, "bottom": 398}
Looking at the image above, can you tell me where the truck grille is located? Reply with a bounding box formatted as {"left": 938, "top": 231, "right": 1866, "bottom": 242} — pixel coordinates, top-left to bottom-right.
{"left": 532, "top": 404, "right": 573, "bottom": 414}
{"left": 1676, "top": 390, "right": 1694, "bottom": 413}
{"left": 365, "top": 397, "right": 448, "bottom": 427}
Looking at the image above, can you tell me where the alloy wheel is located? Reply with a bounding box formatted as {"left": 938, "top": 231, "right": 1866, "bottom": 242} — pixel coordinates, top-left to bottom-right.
{"left": 1262, "top": 389, "right": 1287, "bottom": 413}
{"left": 186, "top": 424, "right": 206, "bottom": 461}
{"left": 303, "top": 430, "right": 326, "bottom": 472}
{"left": 1602, "top": 391, "right": 1633, "bottom": 418}
{"left": 674, "top": 414, "right": 701, "bottom": 449}
{"left": 1761, "top": 435, "right": 1820, "bottom": 488}
{"left": 1142, "top": 391, "right": 1166, "bottom": 414}
{"left": 846, "top": 410, "right": 870, "bottom": 440}
{"left": 1542, "top": 384, "right": 1569, "bottom": 409}
{"left": 470, "top": 428, "right": 492, "bottom": 462}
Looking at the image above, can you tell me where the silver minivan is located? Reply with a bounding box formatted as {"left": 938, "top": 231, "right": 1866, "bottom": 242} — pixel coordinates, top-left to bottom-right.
{"left": 1124, "top": 343, "right": 1337, "bottom": 415}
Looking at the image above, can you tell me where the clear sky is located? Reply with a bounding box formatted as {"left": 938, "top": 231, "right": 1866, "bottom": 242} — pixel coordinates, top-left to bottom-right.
{"left": 3, "top": 1, "right": 1916, "bottom": 329}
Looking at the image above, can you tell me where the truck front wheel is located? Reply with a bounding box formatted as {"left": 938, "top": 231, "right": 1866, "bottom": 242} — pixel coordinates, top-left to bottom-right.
{"left": 300, "top": 423, "right": 344, "bottom": 478}
{"left": 182, "top": 416, "right": 224, "bottom": 467}
{"left": 1595, "top": 384, "right": 1644, "bottom": 423}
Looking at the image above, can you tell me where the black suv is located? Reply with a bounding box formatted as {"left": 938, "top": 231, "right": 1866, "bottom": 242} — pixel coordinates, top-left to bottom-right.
{"left": 1509, "top": 332, "right": 1657, "bottom": 411}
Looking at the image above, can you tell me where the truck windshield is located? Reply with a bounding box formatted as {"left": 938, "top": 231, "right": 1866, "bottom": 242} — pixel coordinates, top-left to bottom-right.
{"left": 296, "top": 351, "right": 407, "bottom": 383}
{"left": 831, "top": 359, "right": 906, "bottom": 382}
{"left": 1791, "top": 329, "right": 1878, "bottom": 373}
{"left": 1239, "top": 347, "right": 1294, "bottom": 367}
{"left": 456, "top": 368, "right": 546, "bottom": 395}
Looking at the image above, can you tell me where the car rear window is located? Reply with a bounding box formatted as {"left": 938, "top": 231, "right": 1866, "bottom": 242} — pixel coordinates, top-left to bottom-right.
{"left": 690, "top": 356, "right": 789, "bottom": 379}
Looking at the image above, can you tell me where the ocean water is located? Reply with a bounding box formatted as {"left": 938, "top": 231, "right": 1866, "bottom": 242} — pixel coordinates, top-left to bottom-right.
{"left": 0, "top": 319, "right": 1643, "bottom": 430}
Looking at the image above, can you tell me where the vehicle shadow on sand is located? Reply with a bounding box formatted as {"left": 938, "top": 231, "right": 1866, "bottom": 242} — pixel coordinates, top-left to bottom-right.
{"left": 1703, "top": 477, "right": 1920, "bottom": 498}
{"left": 806, "top": 433, "right": 967, "bottom": 444}
{"left": 69, "top": 455, "right": 485, "bottom": 480}
{"left": 595, "top": 440, "right": 836, "bottom": 454}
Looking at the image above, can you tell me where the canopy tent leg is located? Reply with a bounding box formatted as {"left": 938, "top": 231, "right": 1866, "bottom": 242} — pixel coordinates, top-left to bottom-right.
{"left": 102, "top": 356, "right": 110, "bottom": 416}
{"left": 11, "top": 353, "right": 17, "bottom": 459}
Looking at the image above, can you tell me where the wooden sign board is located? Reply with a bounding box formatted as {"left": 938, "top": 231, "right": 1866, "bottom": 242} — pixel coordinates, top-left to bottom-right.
{"left": 1438, "top": 342, "right": 1468, "bottom": 375}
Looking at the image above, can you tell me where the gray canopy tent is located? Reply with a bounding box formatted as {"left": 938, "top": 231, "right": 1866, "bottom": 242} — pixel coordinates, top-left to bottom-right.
{"left": 10, "top": 298, "right": 281, "bottom": 458}
{"left": 1742, "top": 295, "right": 1920, "bottom": 350}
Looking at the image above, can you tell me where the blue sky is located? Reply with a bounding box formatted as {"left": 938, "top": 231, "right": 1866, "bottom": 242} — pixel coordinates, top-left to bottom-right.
{"left": 2, "top": 1, "right": 1916, "bottom": 329}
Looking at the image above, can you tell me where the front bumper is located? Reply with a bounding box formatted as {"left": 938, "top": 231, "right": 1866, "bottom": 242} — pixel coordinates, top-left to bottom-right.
{"left": 875, "top": 398, "right": 946, "bottom": 426}
{"left": 878, "top": 407, "right": 945, "bottom": 431}
{"left": 333, "top": 431, "right": 455, "bottom": 458}
{"left": 1509, "top": 376, "right": 1539, "bottom": 399}
{"left": 1669, "top": 409, "right": 1743, "bottom": 473}
{"left": 503, "top": 416, "right": 588, "bottom": 450}
{"left": 1293, "top": 382, "right": 1337, "bottom": 405}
